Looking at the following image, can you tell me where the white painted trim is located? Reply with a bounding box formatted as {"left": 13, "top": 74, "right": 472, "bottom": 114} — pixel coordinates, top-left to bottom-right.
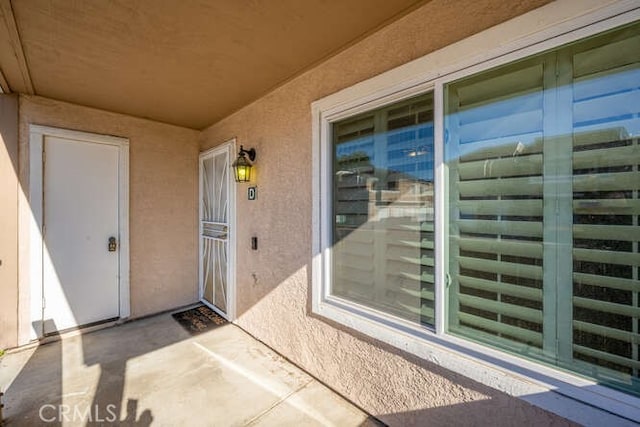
{"left": 118, "top": 139, "right": 130, "bottom": 319}
{"left": 198, "top": 139, "right": 237, "bottom": 321}
{"left": 311, "top": 1, "right": 640, "bottom": 424}
{"left": 22, "top": 125, "right": 130, "bottom": 341}
{"left": 198, "top": 151, "right": 204, "bottom": 304}
{"left": 433, "top": 81, "right": 445, "bottom": 336}
{"left": 27, "top": 129, "right": 43, "bottom": 341}
{"left": 311, "top": 104, "right": 322, "bottom": 315}
{"left": 311, "top": 0, "right": 640, "bottom": 115}
{"left": 29, "top": 125, "right": 130, "bottom": 147}
{"left": 320, "top": 114, "right": 332, "bottom": 303}
{"left": 228, "top": 139, "right": 237, "bottom": 321}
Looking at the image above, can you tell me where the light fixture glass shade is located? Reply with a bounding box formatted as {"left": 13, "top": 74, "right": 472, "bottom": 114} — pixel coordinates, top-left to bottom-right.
{"left": 232, "top": 152, "right": 252, "bottom": 182}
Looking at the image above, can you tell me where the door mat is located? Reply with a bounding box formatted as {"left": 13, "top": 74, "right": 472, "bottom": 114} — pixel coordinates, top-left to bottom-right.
{"left": 171, "top": 305, "right": 227, "bottom": 335}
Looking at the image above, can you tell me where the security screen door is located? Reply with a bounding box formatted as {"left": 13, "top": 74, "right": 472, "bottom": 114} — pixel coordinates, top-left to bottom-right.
{"left": 200, "top": 144, "right": 233, "bottom": 318}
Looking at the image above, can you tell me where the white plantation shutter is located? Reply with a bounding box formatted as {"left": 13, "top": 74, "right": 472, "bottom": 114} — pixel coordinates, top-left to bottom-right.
{"left": 446, "top": 58, "right": 546, "bottom": 353}
{"left": 332, "top": 93, "right": 435, "bottom": 325}
{"left": 570, "top": 28, "right": 640, "bottom": 382}
{"left": 333, "top": 114, "right": 376, "bottom": 303}
{"left": 446, "top": 22, "right": 640, "bottom": 393}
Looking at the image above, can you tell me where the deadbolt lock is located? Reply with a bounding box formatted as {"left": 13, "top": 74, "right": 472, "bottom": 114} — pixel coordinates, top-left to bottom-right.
{"left": 108, "top": 237, "right": 117, "bottom": 252}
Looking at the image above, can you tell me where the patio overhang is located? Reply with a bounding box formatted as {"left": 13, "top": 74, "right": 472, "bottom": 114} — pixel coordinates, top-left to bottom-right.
{"left": 0, "top": 0, "right": 426, "bottom": 129}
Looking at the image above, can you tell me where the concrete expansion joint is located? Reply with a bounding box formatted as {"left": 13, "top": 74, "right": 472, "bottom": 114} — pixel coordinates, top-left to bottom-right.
{"left": 243, "top": 379, "right": 314, "bottom": 426}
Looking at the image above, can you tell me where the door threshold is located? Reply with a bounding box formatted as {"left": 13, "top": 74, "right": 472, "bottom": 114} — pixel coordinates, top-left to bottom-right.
{"left": 199, "top": 300, "right": 229, "bottom": 321}
{"left": 38, "top": 317, "right": 123, "bottom": 345}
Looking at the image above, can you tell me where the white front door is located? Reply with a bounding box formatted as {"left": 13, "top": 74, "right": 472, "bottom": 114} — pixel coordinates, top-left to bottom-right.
{"left": 199, "top": 142, "right": 235, "bottom": 319}
{"left": 42, "top": 135, "right": 120, "bottom": 334}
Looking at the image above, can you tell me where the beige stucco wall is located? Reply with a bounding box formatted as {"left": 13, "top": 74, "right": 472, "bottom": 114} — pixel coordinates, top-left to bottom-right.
{"left": 0, "top": 95, "right": 19, "bottom": 350}
{"left": 199, "top": 0, "right": 575, "bottom": 425}
{"left": 14, "top": 95, "right": 199, "bottom": 345}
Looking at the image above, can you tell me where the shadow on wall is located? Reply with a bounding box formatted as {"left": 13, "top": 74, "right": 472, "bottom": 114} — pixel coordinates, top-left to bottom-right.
{"left": 365, "top": 385, "right": 638, "bottom": 427}
{"left": 367, "top": 398, "right": 579, "bottom": 427}
{"left": 2, "top": 186, "right": 161, "bottom": 422}
{"left": 318, "top": 310, "right": 636, "bottom": 427}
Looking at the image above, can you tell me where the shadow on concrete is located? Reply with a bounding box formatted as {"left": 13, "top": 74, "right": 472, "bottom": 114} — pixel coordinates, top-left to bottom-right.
{"left": 2, "top": 313, "right": 197, "bottom": 425}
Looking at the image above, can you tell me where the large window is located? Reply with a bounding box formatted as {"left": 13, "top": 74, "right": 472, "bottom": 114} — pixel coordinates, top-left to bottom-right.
{"left": 445, "top": 21, "right": 640, "bottom": 395}
{"left": 314, "top": 4, "right": 640, "bottom": 417}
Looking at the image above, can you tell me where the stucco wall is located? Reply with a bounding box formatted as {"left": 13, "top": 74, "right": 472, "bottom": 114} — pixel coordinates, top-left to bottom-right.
{"left": 199, "top": 0, "right": 576, "bottom": 425}
{"left": 0, "top": 95, "right": 19, "bottom": 350}
{"left": 15, "top": 95, "right": 199, "bottom": 345}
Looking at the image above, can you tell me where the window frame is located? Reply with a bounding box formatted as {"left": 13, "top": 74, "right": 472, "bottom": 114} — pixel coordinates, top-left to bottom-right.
{"left": 312, "top": 1, "right": 640, "bottom": 423}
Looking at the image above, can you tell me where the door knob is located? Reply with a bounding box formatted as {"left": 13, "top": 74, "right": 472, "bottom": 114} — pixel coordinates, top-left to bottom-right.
{"left": 108, "top": 237, "right": 117, "bottom": 252}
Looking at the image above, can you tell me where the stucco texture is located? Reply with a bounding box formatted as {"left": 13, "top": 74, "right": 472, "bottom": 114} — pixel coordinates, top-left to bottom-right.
{"left": 199, "top": 0, "right": 574, "bottom": 425}
{"left": 18, "top": 95, "right": 200, "bottom": 326}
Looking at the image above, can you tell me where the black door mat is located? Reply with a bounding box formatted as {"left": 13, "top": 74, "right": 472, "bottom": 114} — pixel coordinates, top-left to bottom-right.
{"left": 172, "top": 305, "right": 227, "bottom": 335}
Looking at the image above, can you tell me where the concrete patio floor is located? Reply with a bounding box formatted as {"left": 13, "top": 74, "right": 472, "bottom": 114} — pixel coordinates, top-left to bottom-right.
{"left": 0, "top": 310, "right": 379, "bottom": 426}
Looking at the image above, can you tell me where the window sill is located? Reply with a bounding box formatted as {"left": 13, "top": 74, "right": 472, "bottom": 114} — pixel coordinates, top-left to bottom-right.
{"left": 315, "top": 296, "right": 640, "bottom": 425}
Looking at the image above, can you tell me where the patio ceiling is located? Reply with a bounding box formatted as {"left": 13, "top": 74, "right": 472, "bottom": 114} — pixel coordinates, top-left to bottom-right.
{"left": 0, "top": 0, "right": 425, "bottom": 129}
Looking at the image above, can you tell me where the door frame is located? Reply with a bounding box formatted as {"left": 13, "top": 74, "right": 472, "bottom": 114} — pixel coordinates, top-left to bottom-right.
{"left": 20, "top": 125, "right": 130, "bottom": 342}
{"left": 199, "top": 139, "right": 236, "bottom": 321}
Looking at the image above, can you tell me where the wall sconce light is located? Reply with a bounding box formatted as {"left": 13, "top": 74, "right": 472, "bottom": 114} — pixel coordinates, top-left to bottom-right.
{"left": 232, "top": 145, "right": 256, "bottom": 183}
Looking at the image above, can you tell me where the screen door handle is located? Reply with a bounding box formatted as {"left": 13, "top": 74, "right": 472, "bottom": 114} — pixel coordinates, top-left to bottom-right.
{"left": 108, "top": 237, "right": 117, "bottom": 252}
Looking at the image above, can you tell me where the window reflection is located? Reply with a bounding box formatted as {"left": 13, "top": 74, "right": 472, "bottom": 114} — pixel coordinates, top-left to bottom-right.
{"left": 445, "top": 21, "right": 640, "bottom": 395}
{"left": 332, "top": 93, "right": 435, "bottom": 325}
